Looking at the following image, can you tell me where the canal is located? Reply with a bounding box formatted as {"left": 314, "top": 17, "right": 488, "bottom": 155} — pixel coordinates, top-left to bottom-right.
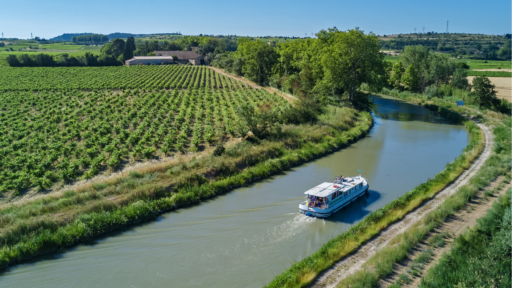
{"left": 0, "top": 95, "right": 469, "bottom": 288}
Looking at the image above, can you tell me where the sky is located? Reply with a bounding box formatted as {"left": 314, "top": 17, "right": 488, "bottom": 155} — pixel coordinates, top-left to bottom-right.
{"left": 1, "top": 0, "right": 510, "bottom": 39}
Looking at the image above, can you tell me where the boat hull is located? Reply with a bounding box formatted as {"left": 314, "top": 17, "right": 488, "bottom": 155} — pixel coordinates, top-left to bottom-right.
{"left": 299, "top": 180, "right": 369, "bottom": 218}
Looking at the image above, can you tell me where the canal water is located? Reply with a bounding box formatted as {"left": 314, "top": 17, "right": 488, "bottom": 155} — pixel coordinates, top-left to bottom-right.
{"left": 0, "top": 96, "right": 469, "bottom": 288}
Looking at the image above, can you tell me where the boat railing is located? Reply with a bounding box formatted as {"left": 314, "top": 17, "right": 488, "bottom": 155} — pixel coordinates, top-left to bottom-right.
{"left": 306, "top": 203, "right": 329, "bottom": 209}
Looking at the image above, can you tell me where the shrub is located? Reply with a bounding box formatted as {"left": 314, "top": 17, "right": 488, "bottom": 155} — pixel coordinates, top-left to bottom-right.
{"left": 92, "top": 183, "right": 109, "bottom": 191}
{"left": 129, "top": 171, "right": 144, "bottom": 179}
{"left": 63, "top": 190, "right": 76, "bottom": 198}
{"left": 213, "top": 145, "right": 226, "bottom": 157}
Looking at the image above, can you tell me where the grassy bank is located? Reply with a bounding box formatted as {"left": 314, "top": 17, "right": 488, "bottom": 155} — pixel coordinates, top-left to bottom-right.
{"left": 335, "top": 94, "right": 511, "bottom": 288}
{"left": 0, "top": 106, "right": 373, "bottom": 268}
{"left": 419, "top": 189, "right": 511, "bottom": 288}
{"left": 264, "top": 104, "right": 485, "bottom": 288}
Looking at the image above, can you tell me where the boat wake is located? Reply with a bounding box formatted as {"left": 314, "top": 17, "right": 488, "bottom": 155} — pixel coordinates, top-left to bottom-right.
{"left": 265, "top": 214, "right": 317, "bottom": 244}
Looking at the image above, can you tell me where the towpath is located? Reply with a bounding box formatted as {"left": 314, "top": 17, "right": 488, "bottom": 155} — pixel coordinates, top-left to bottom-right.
{"left": 311, "top": 123, "right": 494, "bottom": 288}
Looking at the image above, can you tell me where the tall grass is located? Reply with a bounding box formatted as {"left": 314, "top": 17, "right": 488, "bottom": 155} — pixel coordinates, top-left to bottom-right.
{"left": 264, "top": 110, "right": 485, "bottom": 288}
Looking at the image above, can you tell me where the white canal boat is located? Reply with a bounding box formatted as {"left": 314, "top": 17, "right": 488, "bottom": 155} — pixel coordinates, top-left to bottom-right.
{"left": 299, "top": 175, "right": 369, "bottom": 218}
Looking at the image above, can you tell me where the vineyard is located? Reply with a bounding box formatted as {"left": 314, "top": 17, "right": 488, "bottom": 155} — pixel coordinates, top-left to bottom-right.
{"left": 0, "top": 65, "right": 255, "bottom": 91}
{"left": 0, "top": 66, "right": 291, "bottom": 193}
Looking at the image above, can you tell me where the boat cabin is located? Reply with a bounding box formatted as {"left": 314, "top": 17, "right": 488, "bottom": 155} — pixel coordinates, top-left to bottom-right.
{"left": 304, "top": 176, "right": 365, "bottom": 209}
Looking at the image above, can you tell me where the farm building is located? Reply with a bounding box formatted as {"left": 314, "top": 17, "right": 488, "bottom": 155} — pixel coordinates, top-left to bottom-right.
{"left": 154, "top": 51, "right": 205, "bottom": 65}
{"left": 125, "top": 56, "right": 174, "bottom": 66}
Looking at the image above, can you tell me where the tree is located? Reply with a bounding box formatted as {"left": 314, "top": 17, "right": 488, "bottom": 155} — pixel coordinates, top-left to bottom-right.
{"left": 111, "top": 38, "right": 126, "bottom": 58}
{"left": 401, "top": 65, "right": 419, "bottom": 91}
{"left": 236, "top": 104, "right": 280, "bottom": 138}
{"left": 389, "top": 61, "right": 405, "bottom": 89}
{"left": 147, "top": 40, "right": 159, "bottom": 52}
{"left": 498, "top": 40, "right": 511, "bottom": 60}
{"left": 424, "top": 54, "right": 455, "bottom": 87}
{"left": 451, "top": 68, "right": 469, "bottom": 89}
{"left": 400, "top": 45, "right": 455, "bottom": 92}
{"left": 123, "top": 37, "right": 136, "bottom": 60}
{"left": 18, "top": 54, "right": 36, "bottom": 67}
{"left": 6, "top": 55, "right": 20, "bottom": 67}
{"left": 238, "top": 39, "right": 279, "bottom": 85}
{"left": 83, "top": 52, "right": 98, "bottom": 66}
{"left": 35, "top": 53, "right": 56, "bottom": 66}
{"left": 471, "top": 76, "right": 497, "bottom": 109}
{"left": 321, "top": 28, "right": 385, "bottom": 101}
{"left": 101, "top": 43, "right": 114, "bottom": 56}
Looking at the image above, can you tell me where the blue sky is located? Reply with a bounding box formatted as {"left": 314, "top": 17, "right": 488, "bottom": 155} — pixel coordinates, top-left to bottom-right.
{"left": 1, "top": 0, "right": 510, "bottom": 39}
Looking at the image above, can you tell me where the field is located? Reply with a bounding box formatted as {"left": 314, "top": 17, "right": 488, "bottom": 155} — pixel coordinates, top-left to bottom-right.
{"left": 378, "top": 33, "right": 509, "bottom": 54}
{"left": 466, "top": 70, "right": 511, "bottom": 77}
{"left": 452, "top": 58, "right": 512, "bottom": 70}
{"left": 0, "top": 45, "right": 102, "bottom": 66}
{"left": 0, "top": 63, "right": 373, "bottom": 268}
{"left": 0, "top": 66, "right": 290, "bottom": 194}
{"left": 467, "top": 76, "right": 511, "bottom": 101}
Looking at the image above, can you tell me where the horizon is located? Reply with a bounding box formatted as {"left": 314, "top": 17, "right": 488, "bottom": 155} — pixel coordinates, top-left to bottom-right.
{"left": 1, "top": 0, "right": 510, "bottom": 39}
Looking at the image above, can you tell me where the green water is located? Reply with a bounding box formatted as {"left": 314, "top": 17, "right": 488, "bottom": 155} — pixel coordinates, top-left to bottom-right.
{"left": 0, "top": 96, "right": 469, "bottom": 288}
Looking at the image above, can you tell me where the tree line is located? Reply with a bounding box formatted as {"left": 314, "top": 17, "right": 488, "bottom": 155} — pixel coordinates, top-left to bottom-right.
{"left": 133, "top": 36, "right": 238, "bottom": 56}
{"left": 205, "top": 28, "right": 508, "bottom": 114}
{"left": 386, "top": 45, "right": 509, "bottom": 113}
{"left": 71, "top": 34, "right": 109, "bottom": 44}
{"left": 210, "top": 27, "right": 385, "bottom": 109}
{"left": 7, "top": 37, "right": 136, "bottom": 67}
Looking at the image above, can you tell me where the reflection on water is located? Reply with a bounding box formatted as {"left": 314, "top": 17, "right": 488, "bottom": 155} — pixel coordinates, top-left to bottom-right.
{"left": 373, "top": 96, "right": 451, "bottom": 124}
{"left": 0, "top": 95, "right": 469, "bottom": 288}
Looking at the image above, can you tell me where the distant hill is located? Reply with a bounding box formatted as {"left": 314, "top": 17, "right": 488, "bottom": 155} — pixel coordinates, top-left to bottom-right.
{"left": 50, "top": 33, "right": 95, "bottom": 41}
{"left": 107, "top": 33, "right": 136, "bottom": 39}
{"left": 50, "top": 32, "right": 182, "bottom": 42}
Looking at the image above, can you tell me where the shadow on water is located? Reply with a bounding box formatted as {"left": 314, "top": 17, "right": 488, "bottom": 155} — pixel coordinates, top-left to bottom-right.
{"left": 372, "top": 96, "right": 461, "bottom": 125}
{"left": 326, "top": 189, "right": 381, "bottom": 224}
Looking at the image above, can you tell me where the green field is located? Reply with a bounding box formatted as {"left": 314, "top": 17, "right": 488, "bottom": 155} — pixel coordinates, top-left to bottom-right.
{"left": 382, "top": 55, "right": 511, "bottom": 73}
{"left": 453, "top": 58, "right": 512, "bottom": 69}
{"left": 38, "top": 43, "right": 90, "bottom": 50}
{"left": 384, "top": 55, "right": 399, "bottom": 62}
{"left": 0, "top": 66, "right": 290, "bottom": 193}
{"left": 466, "top": 70, "right": 512, "bottom": 77}
{"left": 0, "top": 46, "right": 102, "bottom": 66}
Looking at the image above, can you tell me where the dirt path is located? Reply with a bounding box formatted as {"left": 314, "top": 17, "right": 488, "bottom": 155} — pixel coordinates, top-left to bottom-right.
{"left": 311, "top": 123, "right": 494, "bottom": 288}
{"left": 208, "top": 66, "right": 297, "bottom": 103}
{"left": 379, "top": 176, "right": 510, "bottom": 287}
